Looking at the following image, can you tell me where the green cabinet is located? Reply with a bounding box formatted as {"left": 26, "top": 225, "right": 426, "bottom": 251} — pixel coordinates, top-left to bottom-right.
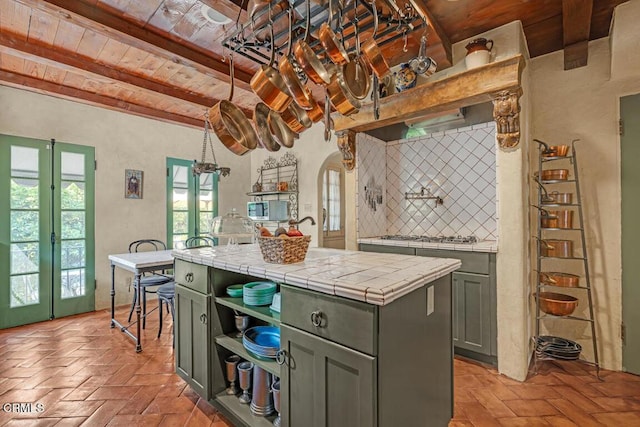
{"left": 452, "top": 272, "right": 492, "bottom": 355}
{"left": 175, "top": 283, "right": 210, "bottom": 399}
{"left": 279, "top": 324, "right": 376, "bottom": 427}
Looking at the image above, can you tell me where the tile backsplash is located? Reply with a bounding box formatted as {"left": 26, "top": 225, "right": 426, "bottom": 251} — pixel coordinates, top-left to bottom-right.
{"left": 357, "top": 122, "right": 498, "bottom": 241}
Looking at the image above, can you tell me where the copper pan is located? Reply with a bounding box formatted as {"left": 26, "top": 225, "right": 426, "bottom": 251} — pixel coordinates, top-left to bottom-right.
{"left": 293, "top": 0, "right": 331, "bottom": 86}
{"left": 537, "top": 292, "right": 578, "bottom": 316}
{"left": 248, "top": 0, "right": 290, "bottom": 45}
{"left": 304, "top": 90, "right": 324, "bottom": 122}
{"left": 541, "top": 210, "right": 574, "bottom": 229}
{"left": 343, "top": 54, "right": 370, "bottom": 100}
{"left": 326, "top": 64, "right": 361, "bottom": 116}
{"left": 268, "top": 110, "right": 298, "bottom": 148}
{"left": 279, "top": 9, "right": 315, "bottom": 111}
{"left": 539, "top": 239, "right": 573, "bottom": 258}
{"left": 539, "top": 272, "right": 580, "bottom": 288}
{"left": 210, "top": 57, "right": 258, "bottom": 156}
{"left": 319, "top": 22, "right": 349, "bottom": 65}
{"left": 253, "top": 102, "right": 281, "bottom": 152}
{"left": 280, "top": 102, "right": 312, "bottom": 133}
{"left": 546, "top": 191, "right": 572, "bottom": 204}
{"left": 539, "top": 169, "right": 569, "bottom": 181}
{"left": 250, "top": 25, "right": 293, "bottom": 112}
{"left": 359, "top": 0, "right": 391, "bottom": 78}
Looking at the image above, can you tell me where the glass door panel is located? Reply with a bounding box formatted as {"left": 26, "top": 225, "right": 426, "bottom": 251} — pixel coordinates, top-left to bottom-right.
{"left": 197, "top": 173, "right": 217, "bottom": 236}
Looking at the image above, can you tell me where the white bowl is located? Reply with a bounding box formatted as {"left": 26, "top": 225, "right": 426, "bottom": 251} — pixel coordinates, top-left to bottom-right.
{"left": 465, "top": 50, "right": 491, "bottom": 69}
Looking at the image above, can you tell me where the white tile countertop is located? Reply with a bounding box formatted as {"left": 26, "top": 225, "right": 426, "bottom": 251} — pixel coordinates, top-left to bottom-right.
{"left": 358, "top": 238, "right": 498, "bottom": 253}
{"left": 172, "top": 244, "right": 461, "bottom": 306}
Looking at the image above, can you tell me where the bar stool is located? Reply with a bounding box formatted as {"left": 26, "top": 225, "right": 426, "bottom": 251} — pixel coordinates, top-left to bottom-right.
{"left": 157, "top": 282, "right": 176, "bottom": 339}
{"left": 127, "top": 239, "right": 173, "bottom": 329}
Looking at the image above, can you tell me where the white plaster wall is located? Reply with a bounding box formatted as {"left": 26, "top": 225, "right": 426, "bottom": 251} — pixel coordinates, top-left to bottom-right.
{"left": 530, "top": 30, "right": 640, "bottom": 370}
{"left": 0, "top": 86, "right": 252, "bottom": 310}
{"left": 249, "top": 124, "right": 354, "bottom": 248}
{"left": 611, "top": 0, "right": 640, "bottom": 81}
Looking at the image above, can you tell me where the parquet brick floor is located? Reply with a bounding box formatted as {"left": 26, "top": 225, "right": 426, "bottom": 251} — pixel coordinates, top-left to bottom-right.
{"left": 1, "top": 305, "right": 639, "bottom": 426}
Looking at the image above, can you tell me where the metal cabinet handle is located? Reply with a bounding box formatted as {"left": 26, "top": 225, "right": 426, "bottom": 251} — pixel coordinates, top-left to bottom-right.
{"left": 276, "top": 349, "right": 287, "bottom": 365}
{"left": 200, "top": 313, "right": 207, "bottom": 324}
{"left": 310, "top": 310, "right": 323, "bottom": 327}
{"left": 185, "top": 272, "right": 194, "bottom": 283}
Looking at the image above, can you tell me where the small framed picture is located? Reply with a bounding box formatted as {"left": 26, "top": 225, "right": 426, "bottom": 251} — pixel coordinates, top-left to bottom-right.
{"left": 125, "top": 169, "right": 143, "bottom": 199}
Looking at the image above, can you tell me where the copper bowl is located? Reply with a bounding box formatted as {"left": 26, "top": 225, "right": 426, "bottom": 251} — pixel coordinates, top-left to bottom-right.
{"left": 540, "top": 239, "right": 573, "bottom": 257}
{"left": 539, "top": 272, "right": 580, "bottom": 288}
{"left": 540, "top": 169, "right": 569, "bottom": 181}
{"left": 541, "top": 210, "right": 574, "bottom": 229}
{"left": 542, "top": 145, "right": 570, "bottom": 157}
{"left": 537, "top": 292, "right": 578, "bottom": 316}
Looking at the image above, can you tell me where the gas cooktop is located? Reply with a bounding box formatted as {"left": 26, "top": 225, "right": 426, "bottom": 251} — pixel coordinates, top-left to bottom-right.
{"left": 379, "top": 235, "right": 479, "bottom": 244}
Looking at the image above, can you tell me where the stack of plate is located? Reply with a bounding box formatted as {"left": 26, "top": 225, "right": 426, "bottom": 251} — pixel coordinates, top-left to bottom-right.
{"left": 243, "top": 326, "right": 280, "bottom": 359}
{"left": 535, "top": 335, "right": 582, "bottom": 360}
{"left": 243, "top": 281, "right": 277, "bottom": 306}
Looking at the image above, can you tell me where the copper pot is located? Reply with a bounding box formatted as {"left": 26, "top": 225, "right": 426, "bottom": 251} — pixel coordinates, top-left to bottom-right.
{"left": 253, "top": 102, "right": 281, "bottom": 152}
{"left": 326, "top": 64, "right": 361, "bottom": 116}
{"left": 540, "top": 169, "right": 569, "bottom": 181}
{"left": 319, "top": 22, "right": 349, "bottom": 65}
{"left": 537, "top": 292, "right": 578, "bottom": 316}
{"left": 361, "top": 39, "right": 391, "bottom": 78}
{"left": 294, "top": 40, "right": 332, "bottom": 86}
{"left": 342, "top": 54, "right": 371, "bottom": 100}
{"left": 541, "top": 210, "right": 574, "bottom": 229}
{"left": 209, "top": 101, "right": 258, "bottom": 156}
{"left": 251, "top": 64, "right": 293, "bottom": 113}
{"left": 545, "top": 191, "right": 572, "bottom": 204}
{"left": 278, "top": 10, "right": 315, "bottom": 111}
{"left": 539, "top": 272, "right": 580, "bottom": 288}
{"left": 541, "top": 145, "right": 570, "bottom": 157}
{"left": 304, "top": 90, "right": 324, "bottom": 122}
{"left": 280, "top": 102, "right": 312, "bottom": 133}
{"left": 540, "top": 239, "right": 573, "bottom": 257}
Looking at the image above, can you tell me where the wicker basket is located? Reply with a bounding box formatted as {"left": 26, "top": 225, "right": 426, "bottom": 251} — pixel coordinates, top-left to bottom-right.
{"left": 257, "top": 235, "right": 311, "bottom": 264}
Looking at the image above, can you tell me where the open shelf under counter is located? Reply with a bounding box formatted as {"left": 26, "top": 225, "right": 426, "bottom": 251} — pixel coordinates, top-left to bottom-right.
{"left": 213, "top": 391, "right": 277, "bottom": 427}
{"left": 215, "top": 334, "right": 280, "bottom": 377}
{"left": 215, "top": 296, "right": 281, "bottom": 325}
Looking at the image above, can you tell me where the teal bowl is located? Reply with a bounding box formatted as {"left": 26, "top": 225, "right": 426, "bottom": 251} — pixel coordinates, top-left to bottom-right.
{"left": 226, "top": 284, "right": 244, "bottom": 298}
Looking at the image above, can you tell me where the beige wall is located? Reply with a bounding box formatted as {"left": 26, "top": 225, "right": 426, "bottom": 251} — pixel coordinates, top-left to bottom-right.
{"left": 529, "top": 0, "right": 640, "bottom": 371}
{"left": 1, "top": 86, "right": 252, "bottom": 309}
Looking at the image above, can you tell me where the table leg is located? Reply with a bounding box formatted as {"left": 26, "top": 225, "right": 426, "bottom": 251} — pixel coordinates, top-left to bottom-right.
{"left": 135, "top": 272, "right": 142, "bottom": 353}
{"left": 110, "top": 263, "right": 116, "bottom": 328}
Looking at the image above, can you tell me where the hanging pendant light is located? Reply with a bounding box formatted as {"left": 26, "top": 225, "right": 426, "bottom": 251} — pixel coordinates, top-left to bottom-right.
{"left": 193, "top": 112, "right": 231, "bottom": 177}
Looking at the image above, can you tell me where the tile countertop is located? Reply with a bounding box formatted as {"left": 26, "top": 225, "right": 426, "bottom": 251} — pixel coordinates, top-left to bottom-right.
{"left": 172, "top": 244, "right": 461, "bottom": 306}
{"left": 357, "top": 238, "right": 498, "bottom": 253}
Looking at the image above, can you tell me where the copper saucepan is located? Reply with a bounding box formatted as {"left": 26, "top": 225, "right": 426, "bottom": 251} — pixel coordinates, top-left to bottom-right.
{"left": 210, "top": 57, "right": 258, "bottom": 156}
{"left": 293, "top": 0, "right": 331, "bottom": 86}
{"left": 280, "top": 102, "right": 312, "bottom": 133}
{"left": 541, "top": 209, "right": 574, "bottom": 229}
{"left": 539, "top": 272, "right": 580, "bottom": 288}
{"left": 342, "top": 54, "right": 370, "bottom": 100}
{"left": 268, "top": 109, "right": 297, "bottom": 148}
{"left": 359, "top": 0, "right": 391, "bottom": 78}
{"left": 319, "top": 22, "right": 349, "bottom": 65}
{"left": 539, "top": 239, "right": 573, "bottom": 258}
{"left": 253, "top": 102, "right": 281, "bottom": 152}
{"left": 250, "top": 24, "right": 293, "bottom": 112}
{"left": 539, "top": 169, "right": 569, "bottom": 181}
{"left": 537, "top": 292, "right": 578, "bottom": 316}
{"left": 326, "top": 63, "right": 361, "bottom": 116}
{"left": 279, "top": 9, "right": 315, "bottom": 111}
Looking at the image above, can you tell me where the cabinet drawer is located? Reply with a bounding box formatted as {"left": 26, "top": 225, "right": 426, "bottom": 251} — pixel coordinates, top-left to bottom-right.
{"left": 175, "top": 259, "right": 209, "bottom": 294}
{"left": 416, "top": 248, "right": 489, "bottom": 275}
{"left": 281, "top": 285, "right": 377, "bottom": 356}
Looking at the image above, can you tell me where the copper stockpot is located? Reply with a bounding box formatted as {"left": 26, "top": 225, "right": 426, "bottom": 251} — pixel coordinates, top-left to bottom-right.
{"left": 537, "top": 292, "right": 578, "bottom": 316}
{"left": 319, "top": 22, "right": 350, "bottom": 65}
{"left": 210, "top": 101, "right": 258, "bottom": 156}
{"left": 541, "top": 210, "right": 574, "bottom": 229}
{"left": 540, "top": 239, "right": 573, "bottom": 258}
{"left": 540, "top": 169, "right": 569, "bottom": 181}
{"left": 253, "top": 102, "right": 281, "bottom": 152}
{"left": 539, "top": 272, "right": 580, "bottom": 288}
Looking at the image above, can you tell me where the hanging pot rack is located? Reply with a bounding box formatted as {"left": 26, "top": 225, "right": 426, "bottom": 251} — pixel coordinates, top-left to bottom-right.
{"left": 221, "top": 0, "right": 424, "bottom": 67}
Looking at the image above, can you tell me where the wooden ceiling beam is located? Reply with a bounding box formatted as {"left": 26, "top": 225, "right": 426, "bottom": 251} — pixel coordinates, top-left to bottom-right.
{"left": 406, "top": 0, "right": 452, "bottom": 67}
{"left": 562, "top": 0, "right": 593, "bottom": 69}
{"left": 0, "top": 69, "right": 205, "bottom": 129}
{"left": 15, "top": 0, "right": 254, "bottom": 90}
{"left": 0, "top": 31, "right": 223, "bottom": 111}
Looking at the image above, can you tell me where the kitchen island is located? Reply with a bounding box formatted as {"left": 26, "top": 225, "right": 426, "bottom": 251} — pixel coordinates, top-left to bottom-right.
{"left": 172, "top": 244, "right": 461, "bottom": 427}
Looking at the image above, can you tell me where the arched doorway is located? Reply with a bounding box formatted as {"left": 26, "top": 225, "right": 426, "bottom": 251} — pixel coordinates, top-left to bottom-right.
{"left": 317, "top": 152, "right": 345, "bottom": 249}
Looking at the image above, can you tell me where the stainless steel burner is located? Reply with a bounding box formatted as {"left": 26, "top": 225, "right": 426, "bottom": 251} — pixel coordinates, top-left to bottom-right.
{"left": 379, "top": 235, "right": 478, "bottom": 244}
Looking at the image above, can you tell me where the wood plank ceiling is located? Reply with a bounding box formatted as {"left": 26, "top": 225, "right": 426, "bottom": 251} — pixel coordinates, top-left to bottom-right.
{"left": 0, "top": 0, "right": 626, "bottom": 130}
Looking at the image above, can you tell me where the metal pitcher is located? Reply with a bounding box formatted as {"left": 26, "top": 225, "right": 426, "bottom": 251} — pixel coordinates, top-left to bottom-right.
{"left": 250, "top": 366, "right": 274, "bottom": 416}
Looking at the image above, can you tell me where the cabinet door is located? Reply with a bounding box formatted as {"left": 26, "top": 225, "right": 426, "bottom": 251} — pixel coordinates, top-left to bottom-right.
{"left": 453, "top": 272, "right": 491, "bottom": 355}
{"left": 175, "top": 284, "right": 210, "bottom": 399}
{"left": 280, "top": 324, "right": 376, "bottom": 427}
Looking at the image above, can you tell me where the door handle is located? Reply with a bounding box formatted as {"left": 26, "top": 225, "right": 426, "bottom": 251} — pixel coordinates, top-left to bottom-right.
{"left": 276, "top": 349, "right": 287, "bottom": 366}
{"left": 310, "top": 310, "right": 323, "bottom": 327}
{"left": 185, "top": 272, "right": 194, "bottom": 283}
{"left": 199, "top": 313, "right": 207, "bottom": 324}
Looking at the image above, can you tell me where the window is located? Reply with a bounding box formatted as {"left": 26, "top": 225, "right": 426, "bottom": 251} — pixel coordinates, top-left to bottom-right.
{"left": 322, "top": 166, "right": 344, "bottom": 236}
{"left": 166, "top": 158, "right": 218, "bottom": 248}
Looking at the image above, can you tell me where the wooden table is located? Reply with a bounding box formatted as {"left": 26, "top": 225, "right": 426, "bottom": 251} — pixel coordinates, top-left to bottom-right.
{"left": 109, "top": 250, "right": 174, "bottom": 352}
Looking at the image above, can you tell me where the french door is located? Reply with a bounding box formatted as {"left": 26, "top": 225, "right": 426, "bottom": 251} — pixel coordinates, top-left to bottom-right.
{"left": 166, "top": 158, "right": 218, "bottom": 248}
{"left": 0, "top": 135, "right": 95, "bottom": 329}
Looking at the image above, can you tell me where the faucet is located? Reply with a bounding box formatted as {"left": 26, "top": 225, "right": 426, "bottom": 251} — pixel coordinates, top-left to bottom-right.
{"left": 288, "top": 216, "right": 316, "bottom": 227}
